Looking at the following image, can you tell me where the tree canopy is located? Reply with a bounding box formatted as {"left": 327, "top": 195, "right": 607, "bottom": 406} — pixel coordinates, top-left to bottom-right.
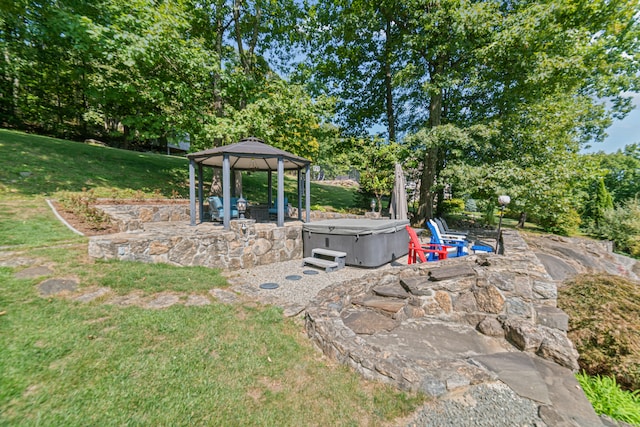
{"left": 2, "top": 0, "right": 640, "bottom": 235}
{"left": 303, "top": 0, "right": 640, "bottom": 227}
{"left": 0, "top": 0, "right": 332, "bottom": 158}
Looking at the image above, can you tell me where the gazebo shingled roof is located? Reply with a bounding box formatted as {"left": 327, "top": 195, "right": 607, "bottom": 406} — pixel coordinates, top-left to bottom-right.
{"left": 187, "top": 137, "right": 312, "bottom": 229}
{"left": 186, "top": 136, "right": 311, "bottom": 171}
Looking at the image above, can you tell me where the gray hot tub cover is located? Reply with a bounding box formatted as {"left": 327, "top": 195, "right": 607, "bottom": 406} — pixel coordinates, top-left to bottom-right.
{"left": 302, "top": 219, "right": 409, "bottom": 236}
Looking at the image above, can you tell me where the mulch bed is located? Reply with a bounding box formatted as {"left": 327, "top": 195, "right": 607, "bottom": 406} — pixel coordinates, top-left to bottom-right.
{"left": 52, "top": 198, "right": 188, "bottom": 236}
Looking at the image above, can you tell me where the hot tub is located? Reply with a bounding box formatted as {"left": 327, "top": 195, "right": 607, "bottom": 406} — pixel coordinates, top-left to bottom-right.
{"left": 302, "top": 219, "right": 410, "bottom": 267}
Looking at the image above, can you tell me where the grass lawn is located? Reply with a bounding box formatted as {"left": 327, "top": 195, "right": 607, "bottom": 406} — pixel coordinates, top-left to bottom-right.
{"left": 0, "top": 130, "right": 423, "bottom": 425}
{"left": 0, "top": 128, "right": 359, "bottom": 211}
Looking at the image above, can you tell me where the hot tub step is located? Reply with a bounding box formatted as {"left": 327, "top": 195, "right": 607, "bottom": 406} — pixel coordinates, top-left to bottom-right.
{"left": 310, "top": 248, "right": 346, "bottom": 270}
{"left": 303, "top": 257, "right": 340, "bottom": 272}
{"left": 311, "top": 248, "right": 346, "bottom": 259}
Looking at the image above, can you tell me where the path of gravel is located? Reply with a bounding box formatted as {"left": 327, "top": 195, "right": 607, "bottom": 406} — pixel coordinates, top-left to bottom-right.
{"left": 222, "top": 256, "right": 409, "bottom": 316}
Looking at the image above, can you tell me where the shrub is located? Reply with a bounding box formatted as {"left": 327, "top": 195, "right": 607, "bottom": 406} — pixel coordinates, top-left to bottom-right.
{"left": 536, "top": 207, "right": 582, "bottom": 236}
{"left": 477, "top": 200, "right": 497, "bottom": 226}
{"left": 58, "top": 188, "right": 112, "bottom": 230}
{"left": 593, "top": 198, "right": 640, "bottom": 258}
{"left": 440, "top": 198, "right": 465, "bottom": 215}
{"left": 558, "top": 274, "right": 640, "bottom": 391}
{"left": 464, "top": 198, "right": 477, "bottom": 212}
{"left": 576, "top": 372, "right": 640, "bottom": 425}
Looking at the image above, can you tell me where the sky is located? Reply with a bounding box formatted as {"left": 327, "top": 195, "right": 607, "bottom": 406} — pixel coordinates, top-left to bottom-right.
{"left": 584, "top": 93, "right": 640, "bottom": 154}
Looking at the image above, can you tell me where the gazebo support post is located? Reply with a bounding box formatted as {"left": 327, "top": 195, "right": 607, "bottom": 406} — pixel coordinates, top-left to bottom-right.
{"left": 267, "top": 171, "right": 273, "bottom": 207}
{"left": 189, "top": 159, "right": 196, "bottom": 226}
{"left": 223, "top": 154, "right": 231, "bottom": 229}
{"left": 277, "top": 156, "right": 284, "bottom": 227}
{"left": 305, "top": 165, "right": 310, "bottom": 222}
{"left": 297, "top": 169, "right": 302, "bottom": 221}
{"left": 197, "top": 163, "right": 204, "bottom": 223}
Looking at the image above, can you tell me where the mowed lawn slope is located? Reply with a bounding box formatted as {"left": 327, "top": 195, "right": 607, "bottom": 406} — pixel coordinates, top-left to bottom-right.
{"left": 0, "top": 128, "right": 358, "bottom": 210}
{"left": 0, "top": 129, "right": 423, "bottom": 426}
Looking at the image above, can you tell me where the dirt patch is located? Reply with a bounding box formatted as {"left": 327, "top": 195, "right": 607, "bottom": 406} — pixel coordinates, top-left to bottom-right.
{"left": 50, "top": 200, "right": 119, "bottom": 236}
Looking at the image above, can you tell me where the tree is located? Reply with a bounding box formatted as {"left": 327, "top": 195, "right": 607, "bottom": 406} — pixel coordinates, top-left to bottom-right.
{"left": 196, "top": 77, "right": 334, "bottom": 160}
{"left": 305, "top": 0, "right": 640, "bottom": 226}
{"left": 589, "top": 144, "right": 640, "bottom": 204}
{"left": 583, "top": 177, "right": 614, "bottom": 228}
{"left": 304, "top": 0, "right": 406, "bottom": 142}
{"left": 0, "top": 0, "right": 331, "bottom": 160}
{"left": 349, "top": 138, "right": 400, "bottom": 212}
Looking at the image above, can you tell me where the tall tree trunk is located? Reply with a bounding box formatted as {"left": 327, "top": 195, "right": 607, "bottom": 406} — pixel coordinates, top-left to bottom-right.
{"left": 384, "top": 20, "right": 396, "bottom": 143}
{"left": 123, "top": 124, "right": 130, "bottom": 150}
{"left": 2, "top": 22, "right": 17, "bottom": 123}
{"left": 213, "top": 15, "right": 224, "bottom": 117}
{"left": 417, "top": 56, "right": 445, "bottom": 223}
{"left": 234, "top": 170, "right": 242, "bottom": 197}
{"left": 418, "top": 146, "right": 438, "bottom": 222}
{"left": 210, "top": 169, "right": 222, "bottom": 196}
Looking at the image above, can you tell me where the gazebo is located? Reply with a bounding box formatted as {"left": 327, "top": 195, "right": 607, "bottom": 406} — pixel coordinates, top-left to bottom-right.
{"left": 186, "top": 137, "right": 312, "bottom": 229}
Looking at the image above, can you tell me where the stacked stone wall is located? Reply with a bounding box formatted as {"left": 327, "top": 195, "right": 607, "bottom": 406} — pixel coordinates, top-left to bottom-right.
{"left": 305, "top": 229, "right": 579, "bottom": 394}
{"left": 97, "top": 204, "right": 193, "bottom": 232}
{"left": 89, "top": 203, "right": 384, "bottom": 270}
{"left": 89, "top": 201, "right": 303, "bottom": 269}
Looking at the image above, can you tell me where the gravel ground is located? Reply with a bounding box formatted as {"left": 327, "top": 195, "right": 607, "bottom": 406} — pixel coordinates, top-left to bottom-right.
{"left": 222, "top": 256, "right": 408, "bottom": 315}
{"left": 406, "top": 382, "right": 545, "bottom": 427}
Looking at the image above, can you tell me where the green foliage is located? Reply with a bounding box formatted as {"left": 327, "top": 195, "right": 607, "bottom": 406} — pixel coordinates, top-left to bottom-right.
{"left": 349, "top": 138, "right": 399, "bottom": 212}
{"left": 440, "top": 198, "right": 465, "bottom": 215}
{"left": 450, "top": 154, "right": 594, "bottom": 235}
{"left": 464, "top": 198, "right": 477, "bottom": 213}
{"left": 0, "top": 0, "right": 329, "bottom": 156}
{"left": 592, "top": 198, "right": 640, "bottom": 258}
{"left": 58, "top": 189, "right": 112, "bottom": 230}
{"left": 478, "top": 200, "right": 497, "bottom": 226}
{"left": 197, "top": 79, "right": 334, "bottom": 160}
{"left": 587, "top": 144, "right": 640, "bottom": 204}
{"left": 577, "top": 372, "right": 640, "bottom": 425}
{"left": 305, "top": 0, "right": 640, "bottom": 228}
{"left": 582, "top": 177, "right": 614, "bottom": 229}
{"left": 558, "top": 274, "right": 640, "bottom": 391}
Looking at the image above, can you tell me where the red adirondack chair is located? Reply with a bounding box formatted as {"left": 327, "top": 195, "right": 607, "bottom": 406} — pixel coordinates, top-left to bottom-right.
{"left": 405, "top": 225, "right": 450, "bottom": 264}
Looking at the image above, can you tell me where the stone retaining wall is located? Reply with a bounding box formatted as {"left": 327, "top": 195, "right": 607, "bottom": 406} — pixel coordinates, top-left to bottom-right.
{"left": 90, "top": 202, "right": 303, "bottom": 269}
{"left": 96, "top": 204, "right": 194, "bottom": 232}
{"left": 89, "top": 219, "right": 303, "bottom": 270}
{"left": 88, "top": 202, "right": 383, "bottom": 270}
{"left": 305, "top": 229, "right": 579, "bottom": 394}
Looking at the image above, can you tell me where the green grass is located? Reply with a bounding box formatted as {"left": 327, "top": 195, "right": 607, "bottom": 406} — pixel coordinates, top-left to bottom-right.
{"left": 0, "top": 129, "right": 193, "bottom": 198}
{"left": 0, "top": 199, "right": 85, "bottom": 248}
{"left": 577, "top": 372, "right": 640, "bottom": 425}
{"left": 0, "top": 129, "right": 423, "bottom": 425}
{"left": 1, "top": 266, "right": 422, "bottom": 425}
{"left": 0, "top": 128, "right": 359, "bottom": 212}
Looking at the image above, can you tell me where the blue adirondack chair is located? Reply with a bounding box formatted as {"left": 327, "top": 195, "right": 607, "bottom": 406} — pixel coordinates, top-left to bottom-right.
{"left": 434, "top": 217, "right": 467, "bottom": 239}
{"left": 208, "top": 196, "right": 239, "bottom": 222}
{"left": 268, "top": 196, "right": 288, "bottom": 216}
{"left": 427, "top": 220, "right": 468, "bottom": 257}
